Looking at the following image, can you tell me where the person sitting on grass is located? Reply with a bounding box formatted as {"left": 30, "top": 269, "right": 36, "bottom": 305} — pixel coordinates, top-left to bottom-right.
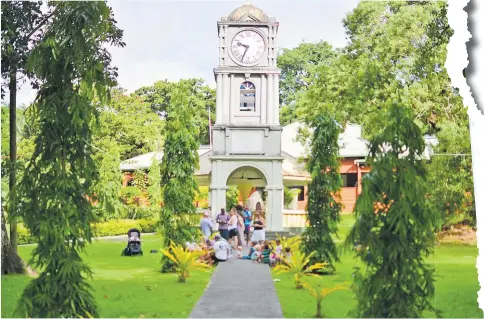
{"left": 241, "top": 241, "right": 257, "bottom": 260}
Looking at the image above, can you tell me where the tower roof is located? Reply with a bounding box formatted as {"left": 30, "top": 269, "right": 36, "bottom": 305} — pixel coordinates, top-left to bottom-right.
{"left": 227, "top": 1, "right": 269, "bottom": 22}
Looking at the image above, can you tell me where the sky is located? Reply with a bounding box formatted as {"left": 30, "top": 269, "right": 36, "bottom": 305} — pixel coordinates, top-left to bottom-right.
{"left": 13, "top": 0, "right": 360, "bottom": 106}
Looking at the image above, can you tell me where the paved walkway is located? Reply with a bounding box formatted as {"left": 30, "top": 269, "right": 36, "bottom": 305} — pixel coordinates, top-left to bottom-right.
{"left": 190, "top": 253, "right": 284, "bottom": 318}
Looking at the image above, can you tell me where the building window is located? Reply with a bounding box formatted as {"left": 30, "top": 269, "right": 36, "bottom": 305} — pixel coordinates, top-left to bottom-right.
{"left": 240, "top": 81, "right": 256, "bottom": 112}
{"left": 341, "top": 173, "right": 358, "bottom": 187}
{"left": 290, "top": 186, "right": 305, "bottom": 201}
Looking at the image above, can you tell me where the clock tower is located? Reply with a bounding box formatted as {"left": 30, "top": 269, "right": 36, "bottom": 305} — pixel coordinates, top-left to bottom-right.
{"left": 209, "top": 1, "right": 284, "bottom": 231}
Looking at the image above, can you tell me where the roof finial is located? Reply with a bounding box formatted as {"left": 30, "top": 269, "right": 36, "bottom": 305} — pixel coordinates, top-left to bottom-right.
{"left": 245, "top": 0, "right": 251, "bottom": 5}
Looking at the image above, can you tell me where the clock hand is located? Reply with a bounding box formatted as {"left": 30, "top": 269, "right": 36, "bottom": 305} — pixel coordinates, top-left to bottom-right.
{"left": 241, "top": 45, "right": 249, "bottom": 61}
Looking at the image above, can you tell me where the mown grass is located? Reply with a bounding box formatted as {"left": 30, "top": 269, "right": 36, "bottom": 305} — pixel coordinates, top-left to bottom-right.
{"left": 274, "top": 215, "right": 482, "bottom": 318}
{"left": 1, "top": 235, "right": 212, "bottom": 318}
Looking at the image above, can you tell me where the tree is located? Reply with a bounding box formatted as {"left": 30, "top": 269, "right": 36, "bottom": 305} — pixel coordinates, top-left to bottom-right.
{"left": 1, "top": 1, "right": 52, "bottom": 253}
{"left": 90, "top": 136, "right": 123, "bottom": 221}
{"left": 277, "top": 41, "right": 339, "bottom": 125}
{"left": 97, "top": 88, "right": 164, "bottom": 160}
{"left": 14, "top": 2, "right": 124, "bottom": 317}
{"left": 135, "top": 79, "right": 215, "bottom": 145}
{"left": 345, "top": 102, "right": 438, "bottom": 318}
{"left": 1, "top": 105, "right": 36, "bottom": 274}
{"left": 1, "top": 207, "right": 24, "bottom": 274}
{"left": 301, "top": 113, "right": 342, "bottom": 272}
{"left": 147, "top": 158, "right": 162, "bottom": 207}
{"left": 160, "top": 80, "right": 201, "bottom": 272}
{"left": 427, "top": 119, "right": 475, "bottom": 228}
{"left": 295, "top": 1, "right": 474, "bottom": 227}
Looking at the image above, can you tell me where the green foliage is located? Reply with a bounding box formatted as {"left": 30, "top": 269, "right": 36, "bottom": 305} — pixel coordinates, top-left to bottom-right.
{"left": 133, "top": 169, "right": 148, "bottom": 192}
{"left": 293, "top": 1, "right": 474, "bottom": 229}
{"left": 273, "top": 249, "right": 328, "bottom": 289}
{"left": 13, "top": 2, "right": 124, "bottom": 317}
{"left": 97, "top": 88, "right": 164, "bottom": 160}
{"left": 135, "top": 78, "right": 215, "bottom": 145}
{"left": 277, "top": 41, "right": 339, "bottom": 126}
{"left": 301, "top": 279, "right": 349, "bottom": 318}
{"left": 283, "top": 187, "right": 299, "bottom": 209}
{"left": 161, "top": 241, "right": 211, "bottom": 283}
{"left": 160, "top": 80, "right": 201, "bottom": 272}
{"left": 226, "top": 186, "right": 240, "bottom": 210}
{"left": 15, "top": 218, "right": 158, "bottom": 244}
{"left": 301, "top": 113, "right": 342, "bottom": 272}
{"left": 91, "top": 136, "right": 123, "bottom": 221}
{"left": 147, "top": 158, "right": 163, "bottom": 207}
{"left": 345, "top": 103, "right": 438, "bottom": 318}
{"left": 427, "top": 119, "right": 475, "bottom": 228}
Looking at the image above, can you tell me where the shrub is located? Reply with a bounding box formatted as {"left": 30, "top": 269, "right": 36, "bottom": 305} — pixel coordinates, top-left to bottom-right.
{"left": 301, "top": 279, "right": 349, "bottom": 318}
{"left": 161, "top": 241, "right": 211, "bottom": 283}
{"left": 16, "top": 218, "right": 158, "bottom": 244}
{"left": 273, "top": 250, "right": 328, "bottom": 289}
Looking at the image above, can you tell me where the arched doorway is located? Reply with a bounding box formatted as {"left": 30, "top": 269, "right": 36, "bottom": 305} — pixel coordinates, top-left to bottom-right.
{"left": 209, "top": 160, "right": 283, "bottom": 231}
{"left": 227, "top": 166, "right": 267, "bottom": 211}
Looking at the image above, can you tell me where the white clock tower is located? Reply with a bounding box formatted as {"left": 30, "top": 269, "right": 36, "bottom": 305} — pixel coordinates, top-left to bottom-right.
{"left": 209, "top": 1, "right": 284, "bottom": 231}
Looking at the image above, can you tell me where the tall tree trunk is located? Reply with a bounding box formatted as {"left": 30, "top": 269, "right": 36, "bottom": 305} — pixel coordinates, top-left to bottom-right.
{"left": 316, "top": 299, "right": 322, "bottom": 318}
{"left": 9, "top": 70, "right": 18, "bottom": 252}
{"left": 1, "top": 207, "right": 24, "bottom": 274}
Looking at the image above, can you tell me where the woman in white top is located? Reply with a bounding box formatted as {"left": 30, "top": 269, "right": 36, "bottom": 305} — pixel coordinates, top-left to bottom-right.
{"left": 228, "top": 208, "right": 239, "bottom": 248}
{"left": 251, "top": 210, "right": 266, "bottom": 244}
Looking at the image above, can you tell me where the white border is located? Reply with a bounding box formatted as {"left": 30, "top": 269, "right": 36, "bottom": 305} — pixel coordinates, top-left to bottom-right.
{"left": 446, "top": 0, "right": 483, "bottom": 311}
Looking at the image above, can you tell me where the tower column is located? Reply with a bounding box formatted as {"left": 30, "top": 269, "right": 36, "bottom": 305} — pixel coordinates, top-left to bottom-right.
{"left": 230, "top": 74, "right": 236, "bottom": 123}
{"left": 215, "top": 73, "right": 222, "bottom": 124}
{"left": 273, "top": 74, "right": 280, "bottom": 125}
{"left": 261, "top": 74, "right": 267, "bottom": 123}
{"left": 223, "top": 73, "right": 230, "bottom": 124}
{"left": 267, "top": 74, "right": 274, "bottom": 124}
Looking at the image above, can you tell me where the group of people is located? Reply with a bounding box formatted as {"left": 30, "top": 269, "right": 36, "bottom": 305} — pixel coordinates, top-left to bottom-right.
{"left": 197, "top": 205, "right": 292, "bottom": 266}
{"left": 200, "top": 205, "right": 266, "bottom": 247}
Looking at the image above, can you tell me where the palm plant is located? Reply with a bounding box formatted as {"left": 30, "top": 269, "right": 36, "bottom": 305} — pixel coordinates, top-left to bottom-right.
{"left": 161, "top": 241, "right": 211, "bottom": 283}
{"left": 302, "top": 279, "right": 349, "bottom": 318}
{"left": 273, "top": 250, "right": 327, "bottom": 289}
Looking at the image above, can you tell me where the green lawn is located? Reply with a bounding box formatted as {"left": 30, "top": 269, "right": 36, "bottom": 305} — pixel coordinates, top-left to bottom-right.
{"left": 274, "top": 215, "right": 483, "bottom": 318}
{"left": 1, "top": 235, "right": 212, "bottom": 318}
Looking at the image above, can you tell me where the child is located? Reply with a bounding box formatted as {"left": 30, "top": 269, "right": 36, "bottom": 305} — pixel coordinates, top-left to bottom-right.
{"left": 251, "top": 244, "right": 262, "bottom": 262}
{"left": 283, "top": 247, "right": 292, "bottom": 263}
{"left": 275, "top": 239, "right": 282, "bottom": 256}
{"left": 242, "top": 241, "right": 257, "bottom": 260}
{"left": 236, "top": 246, "right": 243, "bottom": 258}
{"left": 260, "top": 244, "right": 276, "bottom": 267}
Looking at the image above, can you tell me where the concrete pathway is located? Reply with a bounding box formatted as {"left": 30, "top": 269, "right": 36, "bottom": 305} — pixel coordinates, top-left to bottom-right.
{"left": 190, "top": 254, "right": 284, "bottom": 318}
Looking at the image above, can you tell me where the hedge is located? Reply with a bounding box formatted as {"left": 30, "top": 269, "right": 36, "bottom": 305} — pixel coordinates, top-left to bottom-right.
{"left": 16, "top": 218, "right": 158, "bottom": 245}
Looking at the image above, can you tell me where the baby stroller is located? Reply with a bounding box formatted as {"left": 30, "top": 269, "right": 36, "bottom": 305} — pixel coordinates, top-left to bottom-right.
{"left": 121, "top": 228, "right": 143, "bottom": 256}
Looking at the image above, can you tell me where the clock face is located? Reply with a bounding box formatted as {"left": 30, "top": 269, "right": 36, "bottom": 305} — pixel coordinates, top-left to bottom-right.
{"left": 230, "top": 29, "right": 266, "bottom": 65}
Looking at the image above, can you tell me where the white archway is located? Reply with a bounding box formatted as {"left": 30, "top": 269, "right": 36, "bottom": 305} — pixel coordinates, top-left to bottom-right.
{"left": 209, "top": 159, "right": 284, "bottom": 231}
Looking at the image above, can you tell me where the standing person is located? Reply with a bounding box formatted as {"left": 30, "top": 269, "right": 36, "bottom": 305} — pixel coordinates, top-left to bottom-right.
{"left": 228, "top": 208, "right": 239, "bottom": 248}
{"left": 243, "top": 205, "right": 252, "bottom": 245}
{"left": 216, "top": 208, "right": 230, "bottom": 240}
{"left": 200, "top": 211, "right": 214, "bottom": 240}
{"left": 236, "top": 210, "right": 246, "bottom": 247}
{"left": 251, "top": 211, "right": 266, "bottom": 244}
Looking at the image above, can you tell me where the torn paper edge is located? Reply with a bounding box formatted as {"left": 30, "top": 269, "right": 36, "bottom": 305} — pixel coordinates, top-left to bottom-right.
{"left": 446, "top": 0, "right": 484, "bottom": 312}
